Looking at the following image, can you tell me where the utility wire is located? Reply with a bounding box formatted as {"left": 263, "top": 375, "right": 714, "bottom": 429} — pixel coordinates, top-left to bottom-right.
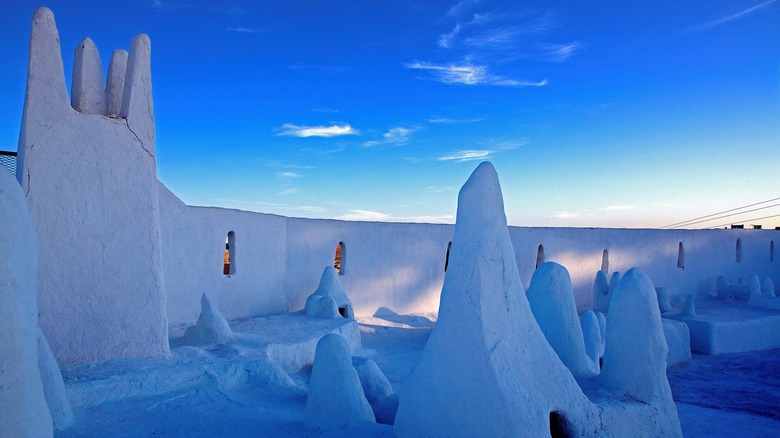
{"left": 661, "top": 197, "right": 780, "bottom": 229}
{"left": 707, "top": 213, "right": 780, "bottom": 229}
{"left": 664, "top": 202, "right": 780, "bottom": 229}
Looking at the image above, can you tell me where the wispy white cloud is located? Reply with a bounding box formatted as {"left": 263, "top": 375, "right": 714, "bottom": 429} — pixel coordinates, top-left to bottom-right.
{"left": 603, "top": 205, "right": 635, "bottom": 211}
{"left": 226, "top": 27, "right": 261, "bottom": 33}
{"left": 687, "top": 0, "right": 777, "bottom": 33}
{"left": 463, "top": 26, "right": 525, "bottom": 49}
{"left": 552, "top": 211, "right": 581, "bottom": 219}
{"left": 214, "top": 199, "right": 326, "bottom": 214}
{"left": 336, "top": 209, "right": 454, "bottom": 224}
{"left": 428, "top": 116, "right": 483, "bottom": 124}
{"left": 439, "top": 22, "right": 463, "bottom": 48}
{"left": 362, "top": 126, "right": 418, "bottom": 148}
{"left": 309, "top": 107, "right": 340, "bottom": 114}
{"left": 276, "top": 171, "right": 302, "bottom": 178}
{"left": 404, "top": 61, "right": 547, "bottom": 87}
{"left": 426, "top": 185, "right": 455, "bottom": 193}
{"left": 149, "top": 0, "right": 244, "bottom": 16}
{"left": 437, "top": 149, "right": 493, "bottom": 162}
{"left": 277, "top": 123, "right": 358, "bottom": 138}
{"left": 540, "top": 41, "right": 585, "bottom": 62}
{"left": 448, "top": 0, "right": 482, "bottom": 17}
{"left": 439, "top": 11, "right": 499, "bottom": 48}
{"left": 278, "top": 188, "right": 300, "bottom": 196}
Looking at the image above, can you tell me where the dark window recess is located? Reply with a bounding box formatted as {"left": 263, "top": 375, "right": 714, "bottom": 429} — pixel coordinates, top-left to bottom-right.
{"left": 535, "top": 245, "right": 545, "bottom": 269}
{"left": 677, "top": 242, "right": 684, "bottom": 269}
{"left": 736, "top": 239, "right": 742, "bottom": 263}
{"left": 334, "top": 242, "right": 345, "bottom": 275}
{"left": 444, "top": 241, "right": 452, "bottom": 272}
{"left": 224, "top": 231, "right": 236, "bottom": 275}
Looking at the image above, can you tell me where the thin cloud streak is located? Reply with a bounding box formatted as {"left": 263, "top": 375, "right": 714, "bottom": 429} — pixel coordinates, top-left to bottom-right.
{"left": 336, "top": 209, "right": 454, "bottom": 224}
{"left": 686, "top": 0, "right": 777, "bottom": 33}
{"left": 437, "top": 149, "right": 493, "bottom": 162}
{"left": 277, "top": 123, "right": 358, "bottom": 138}
{"left": 214, "top": 198, "right": 326, "bottom": 213}
{"left": 363, "top": 126, "right": 418, "bottom": 148}
{"left": 278, "top": 188, "right": 300, "bottom": 196}
{"left": 404, "top": 61, "right": 547, "bottom": 87}
{"left": 226, "top": 27, "right": 261, "bottom": 33}
{"left": 428, "top": 116, "right": 484, "bottom": 124}
{"left": 552, "top": 211, "right": 580, "bottom": 219}
{"left": 540, "top": 41, "right": 585, "bottom": 62}
{"left": 447, "top": 0, "right": 481, "bottom": 17}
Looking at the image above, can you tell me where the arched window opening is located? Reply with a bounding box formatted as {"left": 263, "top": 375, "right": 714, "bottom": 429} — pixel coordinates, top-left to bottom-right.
{"left": 535, "top": 244, "right": 545, "bottom": 269}
{"left": 600, "top": 249, "right": 609, "bottom": 274}
{"left": 677, "top": 242, "right": 684, "bottom": 269}
{"left": 771, "top": 241, "right": 775, "bottom": 262}
{"left": 736, "top": 239, "right": 742, "bottom": 263}
{"left": 444, "top": 241, "right": 452, "bottom": 272}
{"left": 549, "top": 411, "right": 574, "bottom": 438}
{"left": 224, "top": 231, "right": 236, "bottom": 276}
{"left": 334, "top": 241, "right": 345, "bottom": 275}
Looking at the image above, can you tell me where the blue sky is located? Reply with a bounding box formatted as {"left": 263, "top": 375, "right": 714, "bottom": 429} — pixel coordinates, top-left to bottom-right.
{"left": 1, "top": 0, "right": 778, "bottom": 228}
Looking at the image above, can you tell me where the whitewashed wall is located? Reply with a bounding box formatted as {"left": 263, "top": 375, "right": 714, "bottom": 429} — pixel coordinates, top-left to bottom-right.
{"left": 18, "top": 9, "right": 169, "bottom": 365}
{"left": 159, "top": 183, "right": 779, "bottom": 324}
{"left": 159, "top": 183, "right": 452, "bottom": 323}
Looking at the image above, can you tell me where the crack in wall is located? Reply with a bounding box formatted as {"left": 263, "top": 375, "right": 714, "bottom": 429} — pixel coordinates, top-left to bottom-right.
{"left": 124, "top": 118, "right": 154, "bottom": 159}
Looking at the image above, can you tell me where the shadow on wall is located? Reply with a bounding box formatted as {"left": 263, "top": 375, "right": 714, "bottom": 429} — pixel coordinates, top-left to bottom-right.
{"left": 512, "top": 231, "right": 779, "bottom": 312}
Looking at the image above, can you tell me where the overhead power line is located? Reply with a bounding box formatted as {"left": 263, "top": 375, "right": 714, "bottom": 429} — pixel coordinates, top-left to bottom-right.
{"left": 664, "top": 202, "right": 780, "bottom": 229}
{"left": 661, "top": 197, "right": 780, "bottom": 229}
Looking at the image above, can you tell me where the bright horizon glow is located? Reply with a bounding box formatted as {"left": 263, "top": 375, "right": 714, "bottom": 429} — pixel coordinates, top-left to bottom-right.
{"left": 1, "top": 1, "right": 778, "bottom": 229}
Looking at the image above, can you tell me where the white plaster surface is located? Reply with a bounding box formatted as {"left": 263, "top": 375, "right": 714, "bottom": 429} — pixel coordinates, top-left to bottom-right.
{"left": 0, "top": 164, "right": 52, "bottom": 437}
{"left": 71, "top": 37, "right": 105, "bottom": 115}
{"left": 394, "top": 163, "right": 602, "bottom": 436}
{"left": 304, "top": 266, "right": 355, "bottom": 318}
{"left": 18, "top": 8, "right": 169, "bottom": 364}
{"left": 662, "top": 319, "right": 692, "bottom": 368}
{"left": 304, "top": 334, "right": 375, "bottom": 431}
{"left": 182, "top": 293, "right": 233, "bottom": 345}
{"left": 580, "top": 309, "right": 604, "bottom": 365}
{"left": 666, "top": 297, "right": 780, "bottom": 354}
{"left": 105, "top": 50, "right": 128, "bottom": 117}
{"left": 158, "top": 171, "right": 780, "bottom": 328}
{"left": 527, "top": 261, "right": 599, "bottom": 377}
{"left": 37, "top": 327, "right": 73, "bottom": 430}
{"left": 600, "top": 268, "right": 683, "bottom": 436}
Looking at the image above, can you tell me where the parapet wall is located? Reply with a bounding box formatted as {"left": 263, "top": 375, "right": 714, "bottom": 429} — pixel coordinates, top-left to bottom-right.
{"left": 158, "top": 180, "right": 779, "bottom": 324}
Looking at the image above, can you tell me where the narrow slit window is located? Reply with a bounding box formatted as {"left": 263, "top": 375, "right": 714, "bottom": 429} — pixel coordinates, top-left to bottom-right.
{"left": 736, "top": 239, "right": 742, "bottom": 263}
{"left": 677, "top": 242, "right": 684, "bottom": 269}
{"left": 334, "top": 241, "right": 345, "bottom": 275}
{"left": 601, "top": 249, "right": 609, "bottom": 274}
{"left": 444, "top": 241, "right": 452, "bottom": 272}
{"left": 771, "top": 241, "right": 775, "bottom": 262}
{"left": 224, "top": 231, "right": 236, "bottom": 276}
{"left": 535, "top": 244, "right": 545, "bottom": 269}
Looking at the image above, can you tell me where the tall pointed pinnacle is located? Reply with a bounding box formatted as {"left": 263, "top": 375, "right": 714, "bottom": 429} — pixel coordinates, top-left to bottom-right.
{"left": 105, "top": 50, "right": 128, "bottom": 117}
{"left": 395, "top": 162, "right": 598, "bottom": 437}
{"left": 17, "top": 7, "right": 70, "bottom": 184}
{"left": 120, "top": 34, "right": 155, "bottom": 154}
{"left": 71, "top": 37, "right": 106, "bottom": 114}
